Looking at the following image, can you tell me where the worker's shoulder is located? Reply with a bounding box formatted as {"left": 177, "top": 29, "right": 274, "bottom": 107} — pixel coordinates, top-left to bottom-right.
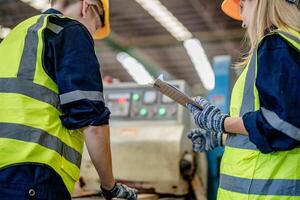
{"left": 48, "top": 15, "right": 86, "bottom": 32}
{"left": 45, "top": 15, "right": 93, "bottom": 42}
{"left": 259, "top": 33, "right": 295, "bottom": 51}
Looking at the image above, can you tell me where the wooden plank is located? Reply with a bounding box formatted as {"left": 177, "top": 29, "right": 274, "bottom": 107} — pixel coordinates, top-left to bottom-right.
{"left": 191, "top": 175, "right": 207, "bottom": 200}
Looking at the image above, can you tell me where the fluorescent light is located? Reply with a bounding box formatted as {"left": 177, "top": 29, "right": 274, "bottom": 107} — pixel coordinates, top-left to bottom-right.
{"left": 20, "top": 0, "right": 50, "bottom": 12}
{"left": 184, "top": 39, "right": 215, "bottom": 90}
{"left": 213, "top": 55, "right": 231, "bottom": 63}
{"left": 116, "top": 52, "right": 154, "bottom": 85}
{"left": 135, "top": 0, "right": 214, "bottom": 90}
{"left": 0, "top": 26, "right": 11, "bottom": 39}
{"left": 135, "top": 0, "right": 192, "bottom": 41}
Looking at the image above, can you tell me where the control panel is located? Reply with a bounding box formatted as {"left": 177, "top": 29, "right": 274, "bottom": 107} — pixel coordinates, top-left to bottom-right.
{"left": 79, "top": 81, "right": 198, "bottom": 196}
{"left": 104, "top": 81, "right": 188, "bottom": 122}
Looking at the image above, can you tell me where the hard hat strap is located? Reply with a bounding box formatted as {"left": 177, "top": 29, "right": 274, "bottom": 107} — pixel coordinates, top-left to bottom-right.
{"left": 87, "top": 0, "right": 105, "bottom": 27}
{"left": 98, "top": 0, "right": 105, "bottom": 27}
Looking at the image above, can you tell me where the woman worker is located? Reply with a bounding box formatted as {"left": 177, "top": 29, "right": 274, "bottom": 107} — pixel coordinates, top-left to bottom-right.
{"left": 187, "top": 0, "right": 300, "bottom": 199}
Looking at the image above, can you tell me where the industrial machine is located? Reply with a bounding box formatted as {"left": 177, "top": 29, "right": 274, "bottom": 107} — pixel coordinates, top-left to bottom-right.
{"left": 75, "top": 81, "right": 207, "bottom": 198}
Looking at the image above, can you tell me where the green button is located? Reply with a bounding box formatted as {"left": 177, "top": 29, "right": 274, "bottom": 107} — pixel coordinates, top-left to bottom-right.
{"left": 159, "top": 108, "right": 167, "bottom": 116}
{"left": 139, "top": 108, "right": 148, "bottom": 116}
{"left": 132, "top": 93, "right": 140, "bottom": 101}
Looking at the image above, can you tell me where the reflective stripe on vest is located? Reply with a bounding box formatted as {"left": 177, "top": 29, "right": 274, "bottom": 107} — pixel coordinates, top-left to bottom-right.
{"left": 0, "top": 78, "right": 60, "bottom": 110}
{"left": 220, "top": 174, "right": 300, "bottom": 196}
{"left": 0, "top": 123, "right": 81, "bottom": 168}
{"left": 226, "top": 43, "right": 258, "bottom": 150}
{"left": 18, "top": 15, "right": 45, "bottom": 80}
{"left": 278, "top": 30, "right": 300, "bottom": 45}
{"left": 261, "top": 107, "right": 300, "bottom": 141}
{"left": 47, "top": 22, "right": 64, "bottom": 34}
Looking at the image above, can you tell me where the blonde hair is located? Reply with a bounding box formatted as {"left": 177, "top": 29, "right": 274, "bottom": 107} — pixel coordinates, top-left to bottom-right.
{"left": 238, "top": 0, "right": 300, "bottom": 67}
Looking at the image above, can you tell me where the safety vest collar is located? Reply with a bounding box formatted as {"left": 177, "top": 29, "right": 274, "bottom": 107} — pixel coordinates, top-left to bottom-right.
{"left": 0, "top": 14, "right": 62, "bottom": 110}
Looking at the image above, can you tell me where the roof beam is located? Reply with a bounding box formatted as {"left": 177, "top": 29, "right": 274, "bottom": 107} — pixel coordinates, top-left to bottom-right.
{"left": 188, "top": 0, "right": 242, "bottom": 54}
{"left": 113, "top": 29, "right": 244, "bottom": 47}
{"left": 99, "top": 31, "right": 173, "bottom": 80}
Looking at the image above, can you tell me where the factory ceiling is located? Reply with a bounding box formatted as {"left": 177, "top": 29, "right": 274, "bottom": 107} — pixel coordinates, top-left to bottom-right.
{"left": 0, "top": 0, "right": 245, "bottom": 89}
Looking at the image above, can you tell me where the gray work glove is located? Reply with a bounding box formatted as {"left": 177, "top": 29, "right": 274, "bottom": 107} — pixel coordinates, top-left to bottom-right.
{"left": 101, "top": 183, "right": 138, "bottom": 200}
{"left": 187, "top": 97, "right": 228, "bottom": 133}
{"left": 187, "top": 129, "right": 223, "bottom": 152}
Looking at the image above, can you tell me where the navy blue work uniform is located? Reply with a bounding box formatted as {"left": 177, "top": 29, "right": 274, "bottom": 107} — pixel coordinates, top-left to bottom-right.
{"left": 243, "top": 34, "right": 300, "bottom": 153}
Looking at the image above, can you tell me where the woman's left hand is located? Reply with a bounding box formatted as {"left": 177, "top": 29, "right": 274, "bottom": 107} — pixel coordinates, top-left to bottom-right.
{"left": 187, "top": 97, "right": 228, "bottom": 133}
{"left": 187, "top": 129, "right": 223, "bottom": 152}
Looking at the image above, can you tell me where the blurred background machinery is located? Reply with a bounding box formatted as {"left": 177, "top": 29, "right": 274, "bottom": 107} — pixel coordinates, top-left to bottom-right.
{"left": 0, "top": 0, "right": 243, "bottom": 199}
{"left": 0, "top": 0, "right": 243, "bottom": 93}
{"left": 76, "top": 81, "right": 207, "bottom": 199}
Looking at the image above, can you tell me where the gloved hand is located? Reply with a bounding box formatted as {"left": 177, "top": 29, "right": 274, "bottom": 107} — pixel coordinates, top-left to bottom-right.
{"left": 187, "top": 129, "right": 222, "bottom": 152}
{"left": 187, "top": 97, "right": 228, "bottom": 133}
{"left": 101, "top": 183, "right": 138, "bottom": 200}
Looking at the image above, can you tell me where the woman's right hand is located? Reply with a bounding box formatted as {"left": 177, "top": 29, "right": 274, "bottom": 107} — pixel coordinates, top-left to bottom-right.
{"left": 187, "top": 97, "right": 228, "bottom": 133}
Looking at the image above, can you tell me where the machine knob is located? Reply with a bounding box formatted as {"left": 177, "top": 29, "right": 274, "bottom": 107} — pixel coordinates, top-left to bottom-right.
{"left": 180, "top": 153, "right": 195, "bottom": 180}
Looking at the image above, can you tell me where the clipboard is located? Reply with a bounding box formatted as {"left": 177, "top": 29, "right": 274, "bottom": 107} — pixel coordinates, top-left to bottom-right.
{"left": 152, "top": 74, "right": 202, "bottom": 109}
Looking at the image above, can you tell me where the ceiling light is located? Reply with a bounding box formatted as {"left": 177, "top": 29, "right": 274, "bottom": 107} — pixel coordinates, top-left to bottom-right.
{"left": 116, "top": 52, "right": 154, "bottom": 85}
{"left": 135, "top": 0, "right": 214, "bottom": 90}
{"left": 0, "top": 26, "right": 11, "bottom": 39}
{"left": 20, "top": 0, "right": 50, "bottom": 12}
{"left": 135, "top": 0, "right": 192, "bottom": 41}
{"left": 184, "top": 39, "right": 215, "bottom": 90}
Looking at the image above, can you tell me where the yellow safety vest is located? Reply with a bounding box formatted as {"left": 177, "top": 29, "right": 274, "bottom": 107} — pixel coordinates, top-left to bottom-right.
{"left": 218, "top": 29, "right": 300, "bottom": 200}
{"left": 0, "top": 14, "right": 84, "bottom": 194}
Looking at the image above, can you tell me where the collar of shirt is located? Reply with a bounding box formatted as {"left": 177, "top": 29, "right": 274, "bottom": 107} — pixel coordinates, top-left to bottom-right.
{"left": 43, "top": 8, "right": 63, "bottom": 15}
{"left": 42, "top": 8, "right": 94, "bottom": 44}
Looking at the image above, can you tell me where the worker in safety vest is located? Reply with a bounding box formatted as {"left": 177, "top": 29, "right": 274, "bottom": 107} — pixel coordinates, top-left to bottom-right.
{"left": 186, "top": 0, "right": 300, "bottom": 199}
{"left": 0, "top": 0, "right": 137, "bottom": 199}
